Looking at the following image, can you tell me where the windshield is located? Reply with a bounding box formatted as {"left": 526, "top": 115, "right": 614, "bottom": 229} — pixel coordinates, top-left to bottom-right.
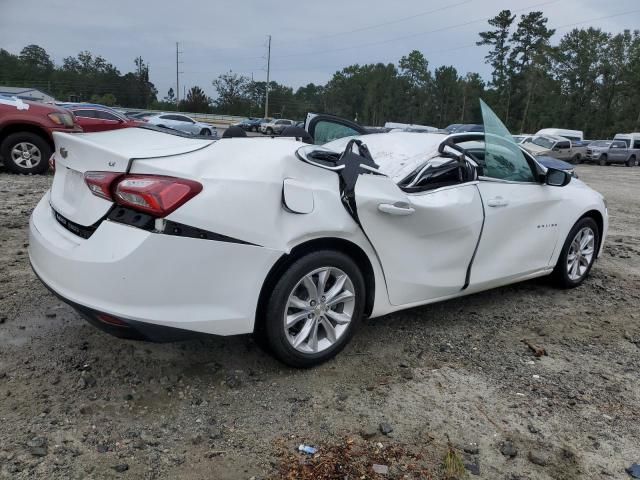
{"left": 532, "top": 137, "right": 555, "bottom": 149}
{"left": 590, "top": 140, "right": 612, "bottom": 147}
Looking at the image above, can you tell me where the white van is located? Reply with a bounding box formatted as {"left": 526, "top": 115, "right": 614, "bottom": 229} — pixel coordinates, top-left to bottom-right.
{"left": 613, "top": 133, "right": 640, "bottom": 150}
{"left": 535, "top": 128, "right": 584, "bottom": 142}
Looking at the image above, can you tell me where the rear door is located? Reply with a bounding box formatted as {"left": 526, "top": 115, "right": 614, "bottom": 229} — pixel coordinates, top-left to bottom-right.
{"left": 610, "top": 141, "right": 627, "bottom": 162}
{"left": 355, "top": 165, "right": 483, "bottom": 306}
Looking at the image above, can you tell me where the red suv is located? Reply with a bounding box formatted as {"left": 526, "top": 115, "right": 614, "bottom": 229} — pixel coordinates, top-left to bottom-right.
{"left": 0, "top": 96, "right": 82, "bottom": 174}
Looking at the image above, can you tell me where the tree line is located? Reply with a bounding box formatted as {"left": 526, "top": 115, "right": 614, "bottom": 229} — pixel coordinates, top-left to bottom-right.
{"left": 1, "top": 9, "right": 639, "bottom": 138}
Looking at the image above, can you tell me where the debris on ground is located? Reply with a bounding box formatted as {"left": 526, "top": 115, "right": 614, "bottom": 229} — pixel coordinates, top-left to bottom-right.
{"left": 298, "top": 444, "right": 318, "bottom": 455}
{"left": 521, "top": 338, "right": 548, "bottom": 357}
{"left": 372, "top": 463, "right": 389, "bottom": 475}
{"left": 273, "top": 436, "right": 435, "bottom": 479}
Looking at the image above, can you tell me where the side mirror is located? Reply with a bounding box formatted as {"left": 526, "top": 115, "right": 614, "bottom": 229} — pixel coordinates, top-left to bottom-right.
{"left": 552, "top": 147, "right": 560, "bottom": 151}
{"left": 545, "top": 168, "right": 571, "bottom": 187}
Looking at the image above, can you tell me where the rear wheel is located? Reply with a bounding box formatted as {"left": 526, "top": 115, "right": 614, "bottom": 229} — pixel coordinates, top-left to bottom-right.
{"left": 626, "top": 155, "right": 637, "bottom": 167}
{"left": 264, "top": 251, "right": 365, "bottom": 368}
{"left": 552, "top": 217, "right": 599, "bottom": 288}
{"left": 0, "top": 132, "right": 51, "bottom": 174}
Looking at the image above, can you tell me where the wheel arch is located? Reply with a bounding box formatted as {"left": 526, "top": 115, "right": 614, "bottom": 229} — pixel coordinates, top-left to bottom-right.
{"left": 0, "top": 123, "right": 53, "bottom": 151}
{"left": 579, "top": 209, "right": 604, "bottom": 257}
{"left": 254, "top": 237, "right": 376, "bottom": 334}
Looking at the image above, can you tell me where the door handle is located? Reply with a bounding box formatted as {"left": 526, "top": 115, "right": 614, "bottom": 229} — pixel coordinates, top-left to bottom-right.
{"left": 487, "top": 196, "right": 508, "bottom": 208}
{"left": 378, "top": 202, "right": 415, "bottom": 216}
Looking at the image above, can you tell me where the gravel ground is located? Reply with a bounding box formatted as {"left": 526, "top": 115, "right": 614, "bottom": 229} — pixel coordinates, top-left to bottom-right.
{"left": 0, "top": 164, "right": 639, "bottom": 479}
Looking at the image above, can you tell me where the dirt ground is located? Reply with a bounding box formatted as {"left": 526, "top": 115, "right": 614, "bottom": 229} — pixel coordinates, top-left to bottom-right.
{"left": 0, "top": 164, "right": 639, "bottom": 480}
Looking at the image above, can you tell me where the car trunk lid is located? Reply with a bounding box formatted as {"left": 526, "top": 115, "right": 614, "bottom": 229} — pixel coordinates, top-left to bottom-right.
{"left": 50, "top": 128, "right": 213, "bottom": 227}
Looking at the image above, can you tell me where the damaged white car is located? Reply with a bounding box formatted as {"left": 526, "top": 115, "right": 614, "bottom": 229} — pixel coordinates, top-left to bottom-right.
{"left": 29, "top": 101, "right": 607, "bottom": 367}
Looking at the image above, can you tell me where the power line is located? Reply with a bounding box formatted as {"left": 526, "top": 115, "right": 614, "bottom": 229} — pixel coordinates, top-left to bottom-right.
{"left": 270, "top": 5, "right": 640, "bottom": 74}
{"left": 273, "top": 0, "right": 561, "bottom": 59}
{"left": 303, "top": 0, "right": 473, "bottom": 41}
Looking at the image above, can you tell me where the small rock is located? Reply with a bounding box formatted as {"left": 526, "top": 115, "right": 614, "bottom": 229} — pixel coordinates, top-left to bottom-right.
{"left": 500, "top": 440, "right": 518, "bottom": 458}
{"left": 79, "top": 404, "right": 92, "bottom": 415}
{"left": 191, "top": 434, "right": 203, "bottom": 445}
{"left": 97, "top": 444, "right": 108, "bottom": 453}
{"left": 527, "top": 424, "right": 540, "bottom": 434}
{"left": 123, "top": 394, "right": 133, "bottom": 401}
{"left": 372, "top": 464, "right": 389, "bottom": 475}
{"left": 528, "top": 450, "right": 549, "bottom": 466}
{"left": 463, "top": 443, "right": 480, "bottom": 455}
{"left": 359, "top": 426, "right": 378, "bottom": 439}
{"left": 626, "top": 463, "right": 640, "bottom": 479}
{"left": 379, "top": 422, "right": 393, "bottom": 435}
{"left": 78, "top": 375, "right": 96, "bottom": 389}
{"left": 45, "top": 311, "right": 57, "bottom": 318}
{"left": 225, "top": 373, "right": 242, "bottom": 389}
{"left": 112, "top": 463, "right": 129, "bottom": 473}
{"left": 27, "top": 437, "right": 48, "bottom": 457}
{"left": 465, "top": 459, "right": 481, "bottom": 476}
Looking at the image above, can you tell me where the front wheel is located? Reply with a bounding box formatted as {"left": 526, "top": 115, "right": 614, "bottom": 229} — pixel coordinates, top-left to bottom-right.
{"left": 571, "top": 154, "right": 581, "bottom": 165}
{"left": 552, "top": 217, "right": 599, "bottom": 288}
{"left": 599, "top": 155, "right": 607, "bottom": 166}
{"left": 264, "top": 251, "right": 365, "bottom": 368}
{"left": 266, "top": 127, "right": 274, "bottom": 135}
{"left": 199, "top": 128, "right": 211, "bottom": 136}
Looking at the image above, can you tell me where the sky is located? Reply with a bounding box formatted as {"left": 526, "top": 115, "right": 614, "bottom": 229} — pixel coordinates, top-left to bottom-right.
{"left": 1, "top": 0, "right": 639, "bottom": 100}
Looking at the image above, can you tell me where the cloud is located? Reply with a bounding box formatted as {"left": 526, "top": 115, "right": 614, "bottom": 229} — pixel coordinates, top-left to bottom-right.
{"left": 1, "top": 0, "right": 638, "bottom": 100}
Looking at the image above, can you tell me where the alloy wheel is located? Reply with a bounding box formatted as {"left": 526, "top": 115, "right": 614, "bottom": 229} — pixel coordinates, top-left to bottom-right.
{"left": 11, "top": 142, "right": 42, "bottom": 169}
{"left": 284, "top": 267, "right": 355, "bottom": 354}
{"left": 566, "top": 227, "right": 595, "bottom": 281}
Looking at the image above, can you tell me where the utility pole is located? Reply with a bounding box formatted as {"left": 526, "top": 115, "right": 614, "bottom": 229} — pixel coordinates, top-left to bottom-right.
{"left": 265, "top": 35, "right": 271, "bottom": 119}
{"left": 176, "top": 42, "right": 183, "bottom": 110}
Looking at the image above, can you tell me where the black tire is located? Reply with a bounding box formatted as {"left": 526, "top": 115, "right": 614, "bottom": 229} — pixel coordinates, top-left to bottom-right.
{"left": 552, "top": 217, "right": 599, "bottom": 289}
{"left": 252, "top": 126, "right": 258, "bottom": 132}
{"left": 0, "top": 132, "right": 51, "bottom": 174}
{"left": 199, "top": 128, "right": 211, "bottom": 136}
{"left": 264, "top": 250, "right": 365, "bottom": 368}
{"left": 266, "top": 127, "right": 274, "bottom": 135}
{"left": 570, "top": 154, "right": 581, "bottom": 165}
{"left": 599, "top": 155, "right": 607, "bottom": 166}
{"left": 626, "top": 155, "right": 637, "bottom": 167}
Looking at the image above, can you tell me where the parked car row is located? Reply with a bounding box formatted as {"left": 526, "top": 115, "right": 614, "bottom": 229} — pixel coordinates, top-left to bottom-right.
{"left": 234, "top": 117, "right": 301, "bottom": 135}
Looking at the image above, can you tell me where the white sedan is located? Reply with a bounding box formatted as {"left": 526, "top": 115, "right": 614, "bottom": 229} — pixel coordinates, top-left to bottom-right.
{"left": 29, "top": 101, "right": 607, "bottom": 367}
{"left": 144, "top": 113, "right": 217, "bottom": 137}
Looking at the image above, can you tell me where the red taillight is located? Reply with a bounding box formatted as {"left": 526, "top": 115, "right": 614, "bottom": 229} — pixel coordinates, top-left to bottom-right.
{"left": 115, "top": 175, "right": 202, "bottom": 216}
{"left": 84, "top": 172, "right": 202, "bottom": 217}
{"left": 84, "top": 171, "right": 122, "bottom": 201}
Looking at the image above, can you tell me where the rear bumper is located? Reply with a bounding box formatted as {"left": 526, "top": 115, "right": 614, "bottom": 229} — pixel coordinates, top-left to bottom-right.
{"left": 29, "top": 192, "right": 283, "bottom": 337}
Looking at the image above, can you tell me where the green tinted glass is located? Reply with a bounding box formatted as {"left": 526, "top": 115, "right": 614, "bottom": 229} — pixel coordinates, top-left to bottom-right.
{"left": 480, "top": 99, "right": 535, "bottom": 182}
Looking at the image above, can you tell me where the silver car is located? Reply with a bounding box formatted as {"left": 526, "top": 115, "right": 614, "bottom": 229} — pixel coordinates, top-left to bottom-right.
{"left": 259, "top": 119, "right": 294, "bottom": 135}
{"left": 145, "top": 113, "right": 217, "bottom": 137}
